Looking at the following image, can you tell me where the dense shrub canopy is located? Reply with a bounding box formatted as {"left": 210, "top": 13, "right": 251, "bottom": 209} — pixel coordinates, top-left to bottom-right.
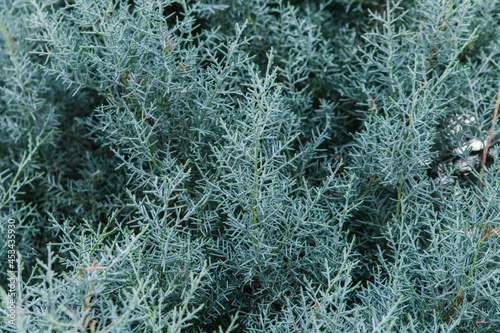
{"left": 1, "top": 0, "right": 499, "bottom": 332}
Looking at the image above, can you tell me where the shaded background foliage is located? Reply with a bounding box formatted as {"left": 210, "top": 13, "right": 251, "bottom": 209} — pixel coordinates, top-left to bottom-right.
{"left": 1, "top": 0, "right": 499, "bottom": 332}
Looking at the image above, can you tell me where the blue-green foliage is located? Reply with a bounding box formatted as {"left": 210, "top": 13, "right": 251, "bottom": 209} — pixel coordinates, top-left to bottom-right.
{"left": 1, "top": 0, "right": 499, "bottom": 331}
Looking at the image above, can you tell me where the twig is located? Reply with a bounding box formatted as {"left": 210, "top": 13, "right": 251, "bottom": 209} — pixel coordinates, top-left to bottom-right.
{"left": 368, "top": 94, "right": 379, "bottom": 114}
{"left": 358, "top": 175, "right": 378, "bottom": 199}
{"left": 479, "top": 88, "right": 500, "bottom": 188}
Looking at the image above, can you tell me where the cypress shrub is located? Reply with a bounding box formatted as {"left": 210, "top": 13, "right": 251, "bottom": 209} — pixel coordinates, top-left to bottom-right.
{"left": 1, "top": 0, "right": 499, "bottom": 331}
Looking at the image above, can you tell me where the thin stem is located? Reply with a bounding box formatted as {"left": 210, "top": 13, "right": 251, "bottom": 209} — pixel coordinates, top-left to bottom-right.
{"left": 250, "top": 113, "right": 261, "bottom": 251}
{"left": 0, "top": 13, "right": 17, "bottom": 63}
{"left": 444, "top": 204, "right": 491, "bottom": 322}
{"left": 0, "top": 130, "right": 55, "bottom": 210}
{"left": 479, "top": 88, "right": 500, "bottom": 188}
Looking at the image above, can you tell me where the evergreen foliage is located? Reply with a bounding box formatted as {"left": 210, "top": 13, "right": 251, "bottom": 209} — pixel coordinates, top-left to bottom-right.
{"left": 1, "top": 0, "right": 499, "bottom": 331}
